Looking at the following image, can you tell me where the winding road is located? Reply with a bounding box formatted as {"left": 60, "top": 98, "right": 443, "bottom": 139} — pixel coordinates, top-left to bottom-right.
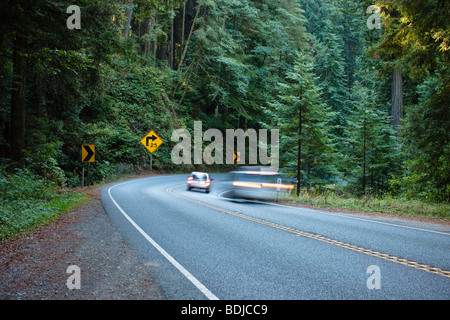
{"left": 101, "top": 174, "right": 450, "bottom": 300}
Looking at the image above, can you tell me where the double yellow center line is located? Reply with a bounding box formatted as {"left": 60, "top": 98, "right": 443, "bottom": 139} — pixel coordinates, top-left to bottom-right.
{"left": 167, "top": 185, "right": 450, "bottom": 279}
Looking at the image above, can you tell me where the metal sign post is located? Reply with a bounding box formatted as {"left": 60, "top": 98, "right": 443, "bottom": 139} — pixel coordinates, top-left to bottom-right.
{"left": 276, "top": 178, "right": 282, "bottom": 202}
{"left": 87, "top": 162, "right": 90, "bottom": 187}
{"left": 140, "top": 130, "right": 163, "bottom": 172}
{"left": 81, "top": 145, "right": 95, "bottom": 187}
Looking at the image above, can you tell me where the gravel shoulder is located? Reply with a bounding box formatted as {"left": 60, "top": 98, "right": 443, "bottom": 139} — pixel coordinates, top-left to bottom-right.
{"left": 0, "top": 182, "right": 165, "bottom": 300}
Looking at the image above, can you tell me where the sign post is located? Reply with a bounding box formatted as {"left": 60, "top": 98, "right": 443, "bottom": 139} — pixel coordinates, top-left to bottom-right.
{"left": 140, "top": 130, "right": 164, "bottom": 172}
{"left": 82, "top": 145, "right": 95, "bottom": 186}
{"left": 276, "top": 178, "right": 282, "bottom": 202}
{"left": 150, "top": 154, "right": 153, "bottom": 173}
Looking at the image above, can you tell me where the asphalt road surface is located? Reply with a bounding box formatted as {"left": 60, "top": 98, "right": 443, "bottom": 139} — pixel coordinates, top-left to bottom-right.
{"left": 101, "top": 174, "right": 450, "bottom": 300}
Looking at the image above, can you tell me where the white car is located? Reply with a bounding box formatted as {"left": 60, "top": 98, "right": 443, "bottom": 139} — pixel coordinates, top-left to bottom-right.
{"left": 187, "top": 172, "right": 211, "bottom": 193}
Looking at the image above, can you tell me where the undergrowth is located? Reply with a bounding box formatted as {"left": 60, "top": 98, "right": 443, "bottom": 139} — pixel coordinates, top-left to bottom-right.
{"left": 0, "top": 168, "right": 88, "bottom": 241}
{"left": 286, "top": 189, "right": 450, "bottom": 220}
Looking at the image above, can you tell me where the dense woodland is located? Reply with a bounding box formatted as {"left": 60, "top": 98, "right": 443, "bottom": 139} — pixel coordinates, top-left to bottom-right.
{"left": 0, "top": 0, "right": 449, "bottom": 203}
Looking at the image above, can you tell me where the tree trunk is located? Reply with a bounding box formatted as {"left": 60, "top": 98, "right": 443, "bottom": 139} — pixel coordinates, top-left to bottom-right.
{"left": 10, "top": 35, "right": 28, "bottom": 162}
{"left": 181, "top": 2, "right": 185, "bottom": 61}
{"left": 362, "top": 112, "right": 366, "bottom": 195}
{"left": 178, "top": 3, "right": 201, "bottom": 72}
{"left": 169, "top": 9, "right": 175, "bottom": 69}
{"left": 124, "top": 2, "right": 133, "bottom": 39}
{"left": 153, "top": 15, "right": 158, "bottom": 67}
{"left": 296, "top": 93, "right": 303, "bottom": 196}
{"left": 145, "top": 14, "right": 156, "bottom": 65}
{"left": 391, "top": 68, "right": 403, "bottom": 135}
{"left": 33, "top": 70, "right": 45, "bottom": 117}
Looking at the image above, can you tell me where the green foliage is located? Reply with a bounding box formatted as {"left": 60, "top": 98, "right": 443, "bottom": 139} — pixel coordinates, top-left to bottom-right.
{"left": 0, "top": 167, "right": 86, "bottom": 241}
{"left": 400, "top": 82, "right": 450, "bottom": 202}
{"left": 24, "top": 142, "right": 67, "bottom": 186}
{"left": 344, "top": 79, "right": 399, "bottom": 196}
{"left": 373, "top": 0, "right": 450, "bottom": 202}
{"left": 0, "top": 0, "right": 448, "bottom": 217}
{"left": 288, "top": 189, "right": 450, "bottom": 220}
{"left": 269, "top": 49, "right": 336, "bottom": 189}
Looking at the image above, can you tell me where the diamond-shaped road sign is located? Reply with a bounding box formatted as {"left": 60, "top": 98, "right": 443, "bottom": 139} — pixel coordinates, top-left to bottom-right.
{"left": 140, "top": 130, "right": 164, "bottom": 154}
{"left": 82, "top": 145, "right": 95, "bottom": 163}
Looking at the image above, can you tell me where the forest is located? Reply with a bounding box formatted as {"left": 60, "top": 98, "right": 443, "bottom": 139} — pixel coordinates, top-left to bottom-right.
{"left": 0, "top": 0, "right": 449, "bottom": 229}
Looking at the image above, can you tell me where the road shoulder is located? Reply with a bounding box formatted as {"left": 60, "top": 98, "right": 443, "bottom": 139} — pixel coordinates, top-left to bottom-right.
{"left": 275, "top": 200, "right": 450, "bottom": 228}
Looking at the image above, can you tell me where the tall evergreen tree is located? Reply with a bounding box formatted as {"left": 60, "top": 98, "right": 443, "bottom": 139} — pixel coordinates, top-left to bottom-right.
{"left": 346, "top": 79, "right": 398, "bottom": 196}
{"left": 375, "top": 0, "right": 450, "bottom": 202}
{"left": 270, "top": 50, "right": 335, "bottom": 195}
{"left": 303, "top": 0, "right": 349, "bottom": 178}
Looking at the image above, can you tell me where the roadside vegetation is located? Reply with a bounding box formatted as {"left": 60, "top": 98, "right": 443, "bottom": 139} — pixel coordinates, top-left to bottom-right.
{"left": 0, "top": 168, "right": 88, "bottom": 241}
{"left": 285, "top": 188, "right": 450, "bottom": 221}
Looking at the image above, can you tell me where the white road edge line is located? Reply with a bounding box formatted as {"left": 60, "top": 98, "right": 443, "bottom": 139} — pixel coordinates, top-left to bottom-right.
{"left": 108, "top": 181, "right": 219, "bottom": 300}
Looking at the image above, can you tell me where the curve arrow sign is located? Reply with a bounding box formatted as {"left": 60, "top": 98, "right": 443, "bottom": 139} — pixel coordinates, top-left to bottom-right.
{"left": 82, "top": 145, "right": 95, "bottom": 163}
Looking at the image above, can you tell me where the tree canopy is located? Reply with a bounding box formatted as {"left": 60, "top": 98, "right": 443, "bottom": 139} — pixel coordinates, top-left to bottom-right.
{"left": 0, "top": 0, "right": 448, "bottom": 202}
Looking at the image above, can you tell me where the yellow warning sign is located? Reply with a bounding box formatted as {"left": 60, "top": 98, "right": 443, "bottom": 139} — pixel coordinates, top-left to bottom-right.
{"left": 140, "top": 130, "right": 164, "bottom": 154}
{"left": 82, "top": 145, "right": 95, "bottom": 163}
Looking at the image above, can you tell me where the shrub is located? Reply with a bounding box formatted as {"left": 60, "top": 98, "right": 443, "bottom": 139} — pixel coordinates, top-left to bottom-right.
{"left": 0, "top": 167, "right": 85, "bottom": 241}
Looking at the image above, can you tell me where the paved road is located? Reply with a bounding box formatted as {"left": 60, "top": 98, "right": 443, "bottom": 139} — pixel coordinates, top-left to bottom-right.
{"left": 101, "top": 174, "right": 450, "bottom": 300}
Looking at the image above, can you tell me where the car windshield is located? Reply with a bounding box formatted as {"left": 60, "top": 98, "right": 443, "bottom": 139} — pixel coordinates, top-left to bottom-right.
{"left": 234, "top": 172, "right": 280, "bottom": 183}
{"left": 193, "top": 173, "right": 207, "bottom": 180}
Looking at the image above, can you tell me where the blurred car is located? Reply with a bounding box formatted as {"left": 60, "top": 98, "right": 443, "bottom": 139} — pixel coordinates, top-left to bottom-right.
{"left": 229, "top": 168, "right": 294, "bottom": 201}
{"left": 187, "top": 172, "right": 212, "bottom": 193}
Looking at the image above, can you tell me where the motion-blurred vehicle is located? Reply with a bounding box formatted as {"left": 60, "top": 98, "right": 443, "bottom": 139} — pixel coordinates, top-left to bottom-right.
{"left": 229, "top": 167, "right": 294, "bottom": 201}
{"left": 187, "top": 172, "right": 211, "bottom": 193}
